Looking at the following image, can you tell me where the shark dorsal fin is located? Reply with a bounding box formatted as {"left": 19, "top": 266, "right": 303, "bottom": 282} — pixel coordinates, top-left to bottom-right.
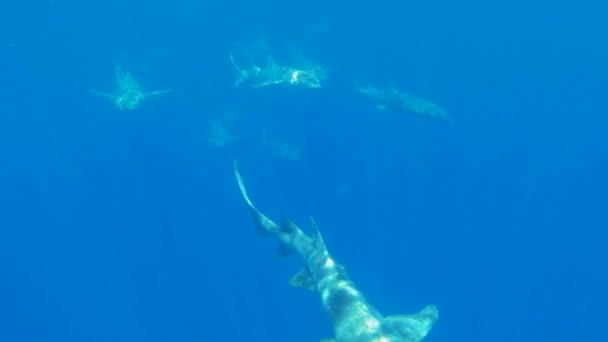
{"left": 309, "top": 217, "right": 327, "bottom": 252}
{"left": 265, "top": 54, "right": 278, "bottom": 68}
{"left": 383, "top": 304, "right": 439, "bottom": 342}
{"left": 280, "top": 211, "right": 299, "bottom": 234}
{"left": 288, "top": 267, "right": 315, "bottom": 291}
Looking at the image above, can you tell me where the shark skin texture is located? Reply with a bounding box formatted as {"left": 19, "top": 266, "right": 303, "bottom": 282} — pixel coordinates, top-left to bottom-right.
{"left": 233, "top": 161, "right": 439, "bottom": 342}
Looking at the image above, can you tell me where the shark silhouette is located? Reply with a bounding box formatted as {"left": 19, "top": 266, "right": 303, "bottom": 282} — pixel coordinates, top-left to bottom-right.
{"left": 233, "top": 161, "right": 439, "bottom": 342}
{"left": 89, "top": 65, "right": 172, "bottom": 110}
{"left": 356, "top": 83, "right": 453, "bottom": 122}
{"left": 230, "top": 52, "right": 323, "bottom": 89}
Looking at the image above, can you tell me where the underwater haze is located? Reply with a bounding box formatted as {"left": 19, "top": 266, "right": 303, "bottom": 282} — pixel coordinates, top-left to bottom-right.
{"left": 0, "top": 0, "right": 606, "bottom": 341}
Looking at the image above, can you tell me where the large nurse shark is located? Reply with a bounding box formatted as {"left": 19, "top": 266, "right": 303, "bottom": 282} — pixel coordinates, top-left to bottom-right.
{"left": 233, "top": 161, "right": 439, "bottom": 342}
{"left": 229, "top": 52, "right": 324, "bottom": 89}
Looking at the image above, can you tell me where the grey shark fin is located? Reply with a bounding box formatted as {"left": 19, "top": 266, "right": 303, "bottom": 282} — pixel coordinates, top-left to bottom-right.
{"left": 274, "top": 212, "right": 298, "bottom": 257}
{"left": 280, "top": 211, "right": 299, "bottom": 234}
{"left": 229, "top": 52, "right": 249, "bottom": 87}
{"left": 288, "top": 267, "right": 315, "bottom": 291}
{"left": 309, "top": 217, "right": 327, "bottom": 252}
{"left": 383, "top": 304, "right": 439, "bottom": 342}
{"left": 265, "top": 54, "right": 278, "bottom": 68}
{"left": 233, "top": 160, "right": 280, "bottom": 237}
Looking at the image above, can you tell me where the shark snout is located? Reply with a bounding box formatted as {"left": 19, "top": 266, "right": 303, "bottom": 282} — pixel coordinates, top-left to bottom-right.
{"left": 290, "top": 70, "right": 322, "bottom": 88}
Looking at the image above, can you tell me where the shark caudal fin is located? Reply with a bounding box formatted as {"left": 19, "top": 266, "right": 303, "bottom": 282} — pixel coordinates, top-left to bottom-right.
{"left": 234, "top": 161, "right": 307, "bottom": 260}
{"left": 233, "top": 160, "right": 280, "bottom": 236}
{"left": 229, "top": 52, "right": 250, "bottom": 87}
{"left": 383, "top": 304, "right": 439, "bottom": 342}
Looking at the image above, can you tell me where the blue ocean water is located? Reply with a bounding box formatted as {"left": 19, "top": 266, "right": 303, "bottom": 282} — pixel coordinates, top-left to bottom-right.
{"left": 0, "top": 0, "right": 606, "bottom": 341}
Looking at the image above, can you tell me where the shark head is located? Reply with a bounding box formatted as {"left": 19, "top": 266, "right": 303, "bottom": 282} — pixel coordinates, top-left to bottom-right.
{"left": 288, "top": 69, "right": 322, "bottom": 88}
{"left": 379, "top": 305, "right": 439, "bottom": 342}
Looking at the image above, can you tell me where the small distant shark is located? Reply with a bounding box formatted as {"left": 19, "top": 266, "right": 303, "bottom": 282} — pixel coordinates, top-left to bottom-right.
{"left": 89, "top": 65, "right": 172, "bottom": 110}
{"left": 356, "top": 83, "right": 453, "bottom": 122}
{"left": 230, "top": 52, "right": 324, "bottom": 89}
{"left": 233, "top": 161, "right": 439, "bottom": 342}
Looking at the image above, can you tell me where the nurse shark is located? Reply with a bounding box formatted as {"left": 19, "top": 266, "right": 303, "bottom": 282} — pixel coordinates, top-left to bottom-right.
{"left": 233, "top": 161, "right": 439, "bottom": 342}
{"left": 229, "top": 52, "right": 324, "bottom": 89}
{"left": 356, "top": 83, "right": 452, "bottom": 122}
{"left": 89, "top": 65, "right": 172, "bottom": 110}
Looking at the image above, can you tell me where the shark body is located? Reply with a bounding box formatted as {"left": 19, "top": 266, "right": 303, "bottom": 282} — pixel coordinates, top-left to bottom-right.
{"left": 89, "top": 65, "right": 172, "bottom": 110}
{"left": 233, "top": 162, "right": 438, "bottom": 342}
{"left": 230, "top": 52, "right": 323, "bottom": 89}
{"left": 356, "top": 83, "right": 452, "bottom": 122}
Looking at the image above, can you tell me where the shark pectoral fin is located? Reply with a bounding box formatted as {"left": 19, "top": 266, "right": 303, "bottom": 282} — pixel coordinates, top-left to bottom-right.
{"left": 280, "top": 211, "right": 301, "bottom": 234}
{"left": 288, "top": 267, "right": 315, "bottom": 291}
{"left": 384, "top": 304, "right": 439, "bottom": 342}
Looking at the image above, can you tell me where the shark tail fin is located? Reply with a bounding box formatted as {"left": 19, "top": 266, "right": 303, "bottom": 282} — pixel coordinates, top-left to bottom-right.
{"left": 233, "top": 160, "right": 279, "bottom": 237}
{"left": 383, "top": 304, "right": 439, "bottom": 342}
{"left": 230, "top": 52, "right": 248, "bottom": 87}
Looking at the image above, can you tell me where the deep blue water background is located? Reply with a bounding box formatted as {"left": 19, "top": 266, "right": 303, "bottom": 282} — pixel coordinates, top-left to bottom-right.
{"left": 0, "top": 0, "right": 607, "bottom": 341}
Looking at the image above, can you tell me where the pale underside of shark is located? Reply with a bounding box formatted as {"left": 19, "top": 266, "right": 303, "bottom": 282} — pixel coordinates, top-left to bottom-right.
{"left": 89, "top": 65, "right": 172, "bottom": 110}
{"left": 233, "top": 161, "right": 439, "bottom": 342}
